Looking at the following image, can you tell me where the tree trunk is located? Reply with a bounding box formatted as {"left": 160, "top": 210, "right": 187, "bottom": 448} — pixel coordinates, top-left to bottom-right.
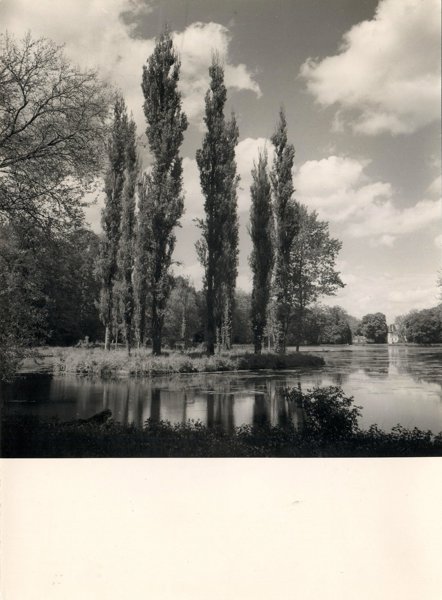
{"left": 104, "top": 325, "right": 111, "bottom": 351}
{"left": 151, "top": 299, "right": 162, "bottom": 356}
{"left": 152, "top": 330, "right": 161, "bottom": 355}
{"left": 206, "top": 273, "right": 215, "bottom": 355}
{"left": 254, "top": 335, "right": 262, "bottom": 355}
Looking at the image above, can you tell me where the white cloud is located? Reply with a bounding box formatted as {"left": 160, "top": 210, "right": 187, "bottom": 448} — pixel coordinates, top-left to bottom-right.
{"left": 346, "top": 198, "right": 441, "bottom": 240}
{"left": 2, "top": 4, "right": 261, "bottom": 128}
{"left": 235, "top": 137, "right": 273, "bottom": 214}
{"left": 181, "top": 157, "right": 204, "bottom": 224}
{"left": 174, "top": 22, "right": 261, "bottom": 123}
{"left": 428, "top": 175, "right": 441, "bottom": 197}
{"left": 2, "top": 0, "right": 154, "bottom": 127}
{"left": 297, "top": 155, "right": 392, "bottom": 223}
{"left": 173, "top": 261, "right": 204, "bottom": 289}
{"left": 300, "top": 0, "right": 441, "bottom": 135}
{"left": 297, "top": 155, "right": 441, "bottom": 243}
{"left": 435, "top": 234, "right": 442, "bottom": 249}
{"left": 326, "top": 270, "right": 440, "bottom": 321}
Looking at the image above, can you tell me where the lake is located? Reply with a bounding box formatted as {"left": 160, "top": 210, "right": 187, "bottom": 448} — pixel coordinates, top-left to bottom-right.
{"left": 2, "top": 345, "right": 442, "bottom": 433}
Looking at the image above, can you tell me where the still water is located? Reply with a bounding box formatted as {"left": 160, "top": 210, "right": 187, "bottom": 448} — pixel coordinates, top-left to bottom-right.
{"left": 2, "top": 346, "right": 442, "bottom": 432}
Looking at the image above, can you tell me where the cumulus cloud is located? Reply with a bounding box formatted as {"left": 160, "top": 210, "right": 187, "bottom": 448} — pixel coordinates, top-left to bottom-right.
{"left": 1, "top": 3, "right": 261, "bottom": 127}
{"left": 326, "top": 269, "right": 440, "bottom": 321}
{"left": 300, "top": 0, "right": 441, "bottom": 135}
{"left": 428, "top": 175, "right": 441, "bottom": 197}
{"left": 297, "top": 156, "right": 392, "bottom": 222}
{"left": 2, "top": 0, "right": 154, "bottom": 127}
{"left": 346, "top": 198, "right": 441, "bottom": 241}
{"left": 173, "top": 22, "right": 261, "bottom": 123}
{"left": 297, "top": 155, "right": 441, "bottom": 244}
{"left": 235, "top": 137, "right": 273, "bottom": 214}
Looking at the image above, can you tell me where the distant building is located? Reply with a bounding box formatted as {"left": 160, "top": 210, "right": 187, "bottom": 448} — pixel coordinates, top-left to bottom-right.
{"left": 353, "top": 335, "right": 368, "bottom": 344}
{"left": 387, "top": 324, "right": 400, "bottom": 344}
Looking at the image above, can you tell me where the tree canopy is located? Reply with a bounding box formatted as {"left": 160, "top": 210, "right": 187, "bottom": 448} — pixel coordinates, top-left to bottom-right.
{"left": 196, "top": 58, "right": 239, "bottom": 355}
{"left": 249, "top": 151, "right": 274, "bottom": 354}
{"left": 140, "top": 29, "right": 188, "bottom": 356}
{"left": 290, "top": 205, "right": 344, "bottom": 349}
{"left": 270, "top": 109, "right": 299, "bottom": 353}
{"left": 0, "top": 33, "right": 110, "bottom": 230}
{"left": 357, "top": 313, "right": 388, "bottom": 343}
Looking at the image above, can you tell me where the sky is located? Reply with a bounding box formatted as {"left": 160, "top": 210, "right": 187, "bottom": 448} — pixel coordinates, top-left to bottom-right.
{"left": 1, "top": 0, "right": 441, "bottom": 321}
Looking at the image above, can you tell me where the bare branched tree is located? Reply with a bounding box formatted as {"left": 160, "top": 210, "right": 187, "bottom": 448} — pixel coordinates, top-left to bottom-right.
{"left": 0, "top": 32, "right": 111, "bottom": 230}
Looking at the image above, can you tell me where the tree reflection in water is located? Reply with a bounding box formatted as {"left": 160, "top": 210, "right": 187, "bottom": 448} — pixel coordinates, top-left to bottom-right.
{"left": 4, "top": 346, "right": 442, "bottom": 431}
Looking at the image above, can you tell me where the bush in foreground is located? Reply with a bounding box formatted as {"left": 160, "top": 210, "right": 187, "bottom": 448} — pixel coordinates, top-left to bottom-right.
{"left": 2, "top": 386, "right": 441, "bottom": 457}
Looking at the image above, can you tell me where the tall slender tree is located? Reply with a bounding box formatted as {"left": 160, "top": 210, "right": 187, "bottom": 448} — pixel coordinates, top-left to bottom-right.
{"left": 98, "top": 97, "right": 128, "bottom": 350}
{"left": 270, "top": 109, "right": 299, "bottom": 354}
{"left": 116, "top": 116, "right": 138, "bottom": 355}
{"left": 196, "top": 58, "right": 239, "bottom": 355}
{"left": 141, "top": 29, "right": 187, "bottom": 355}
{"left": 133, "top": 173, "right": 151, "bottom": 348}
{"left": 249, "top": 151, "right": 274, "bottom": 354}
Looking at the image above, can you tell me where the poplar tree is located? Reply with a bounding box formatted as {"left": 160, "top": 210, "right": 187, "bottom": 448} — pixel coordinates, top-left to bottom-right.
{"left": 270, "top": 109, "right": 299, "bottom": 354}
{"left": 196, "top": 58, "right": 239, "bottom": 355}
{"left": 98, "top": 97, "right": 128, "bottom": 350}
{"left": 116, "top": 116, "right": 138, "bottom": 355}
{"left": 133, "top": 173, "right": 151, "bottom": 348}
{"left": 249, "top": 151, "right": 274, "bottom": 354}
{"left": 141, "top": 30, "right": 187, "bottom": 355}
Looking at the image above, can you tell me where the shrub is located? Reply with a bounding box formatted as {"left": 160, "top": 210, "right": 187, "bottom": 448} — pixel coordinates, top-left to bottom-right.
{"left": 285, "top": 386, "right": 361, "bottom": 443}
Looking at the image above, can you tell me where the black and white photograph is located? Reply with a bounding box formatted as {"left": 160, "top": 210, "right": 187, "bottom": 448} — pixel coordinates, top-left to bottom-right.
{"left": 1, "top": 0, "right": 441, "bottom": 459}
{"left": 1, "top": 1, "right": 441, "bottom": 599}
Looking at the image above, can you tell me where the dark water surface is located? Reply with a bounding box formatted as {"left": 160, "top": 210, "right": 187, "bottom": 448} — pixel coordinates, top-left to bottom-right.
{"left": 2, "top": 346, "right": 442, "bottom": 432}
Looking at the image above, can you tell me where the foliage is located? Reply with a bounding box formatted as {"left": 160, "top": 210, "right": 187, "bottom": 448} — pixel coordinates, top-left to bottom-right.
{"left": 293, "top": 305, "right": 353, "bottom": 345}
{"left": 286, "top": 386, "right": 361, "bottom": 442}
{"left": 232, "top": 290, "right": 253, "bottom": 345}
{"left": 249, "top": 151, "right": 274, "bottom": 353}
{"left": 0, "top": 32, "right": 110, "bottom": 230}
{"left": 0, "top": 223, "right": 102, "bottom": 380}
{"left": 235, "top": 352, "right": 324, "bottom": 370}
{"left": 289, "top": 206, "right": 344, "bottom": 349}
{"left": 357, "top": 312, "right": 388, "bottom": 343}
{"left": 162, "top": 276, "right": 203, "bottom": 347}
{"left": 116, "top": 116, "right": 138, "bottom": 354}
{"left": 270, "top": 109, "right": 299, "bottom": 353}
{"left": 4, "top": 386, "right": 441, "bottom": 457}
{"left": 140, "top": 29, "right": 188, "bottom": 355}
{"left": 196, "top": 57, "right": 239, "bottom": 355}
{"left": 0, "top": 226, "right": 46, "bottom": 380}
{"left": 401, "top": 305, "right": 442, "bottom": 344}
{"left": 53, "top": 346, "right": 323, "bottom": 377}
{"left": 97, "top": 97, "right": 129, "bottom": 349}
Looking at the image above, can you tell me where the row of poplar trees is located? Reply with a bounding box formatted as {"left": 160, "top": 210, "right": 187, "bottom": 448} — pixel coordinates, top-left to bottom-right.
{"left": 98, "top": 31, "right": 187, "bottom": 355}
{"left": 98, "top": 30, "right": 316, "bottom": 356}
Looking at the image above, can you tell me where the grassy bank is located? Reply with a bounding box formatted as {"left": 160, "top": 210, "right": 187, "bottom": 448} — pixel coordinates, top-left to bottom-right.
{"left": 53, "top": 347, "right": 324, "bottom": 377}
{"left": 3, "top": 386, "right": 441, "bottom": 457}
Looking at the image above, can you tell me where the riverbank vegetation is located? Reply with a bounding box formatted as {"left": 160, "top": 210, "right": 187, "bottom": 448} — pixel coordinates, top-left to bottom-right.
{"left": 2, "top": 386, "right": 441, "bottom": 458}
{"left": 54, "top": 347, "right": 324, "bottom": 377}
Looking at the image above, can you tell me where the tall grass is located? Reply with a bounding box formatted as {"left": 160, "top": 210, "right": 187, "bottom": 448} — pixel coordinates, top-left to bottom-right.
{"left": 54, "top": 347, "right": 324, "bottom": 377}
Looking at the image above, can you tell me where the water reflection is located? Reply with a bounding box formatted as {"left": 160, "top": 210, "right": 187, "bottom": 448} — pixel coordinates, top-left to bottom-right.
{"left": 2, "top": 346, "right": 442, "bottom": 432}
